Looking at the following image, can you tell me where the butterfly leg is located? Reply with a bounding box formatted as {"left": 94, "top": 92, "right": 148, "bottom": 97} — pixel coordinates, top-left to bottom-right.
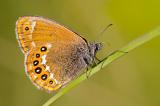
{"left": 85, "top": 67, "right": 90, "bottom": 79}
{"left": 85, "top": 58, "right": 99, "bottom": 79}
{"left": 95, "top": 56, "right": 101, "bottom": 63}
{"left": 80, "top": 54, "right": 92, "bottom": 79}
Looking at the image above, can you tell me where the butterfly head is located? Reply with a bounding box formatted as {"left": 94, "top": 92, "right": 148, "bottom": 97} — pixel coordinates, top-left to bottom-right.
{"left": 88, "top": 42, "right": 102, "bottom": 58}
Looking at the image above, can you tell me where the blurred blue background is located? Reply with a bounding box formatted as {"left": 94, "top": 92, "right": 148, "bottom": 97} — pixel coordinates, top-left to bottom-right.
{"left": 0, "top": 0, "right": 160, "bottom": 106}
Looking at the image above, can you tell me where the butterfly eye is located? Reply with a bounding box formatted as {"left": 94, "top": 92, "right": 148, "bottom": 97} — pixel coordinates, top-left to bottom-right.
{"left": 25, "top": 26, "right": 29, "bottom": 31}
{"left": 41, "top": 74, "right": 47, "bottom": 80}
{"left": 95, "top": 46, "right": 99, "bottom": 51}
{"left": 41, "top": 47, "right": 47, "bottom": 52}
{"left": 94, "top": 43, "right": 102, "bottom": 52}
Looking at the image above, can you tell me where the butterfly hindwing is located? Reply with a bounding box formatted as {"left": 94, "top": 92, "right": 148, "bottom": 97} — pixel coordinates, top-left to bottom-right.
{"left": 25, "top": 45, "right": 62, "bottom": 92}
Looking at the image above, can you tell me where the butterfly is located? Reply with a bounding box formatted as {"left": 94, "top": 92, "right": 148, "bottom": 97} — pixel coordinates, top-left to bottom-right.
{"left": 16, "top": 16, "right": 102, "bottom": 93}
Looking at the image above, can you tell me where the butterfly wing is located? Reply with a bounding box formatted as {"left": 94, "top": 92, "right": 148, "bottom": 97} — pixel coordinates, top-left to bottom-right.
{"left": 16, "top": 16, "right": 89, "bottom": 92}
{"left": 16, "top": 16, "right": 85, "bottom": 53}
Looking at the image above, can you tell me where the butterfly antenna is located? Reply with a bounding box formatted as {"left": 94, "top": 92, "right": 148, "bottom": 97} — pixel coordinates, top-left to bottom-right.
{"left": 97, "top": 24, "right": 113, "bottom": 46}
{"left": 98, "top": 24, "right": 113, "bottom": 36}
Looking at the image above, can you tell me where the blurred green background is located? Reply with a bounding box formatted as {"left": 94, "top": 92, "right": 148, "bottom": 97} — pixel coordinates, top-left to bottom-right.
{"left": 1, "top": 0, "right": 160, "bottom": 106}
